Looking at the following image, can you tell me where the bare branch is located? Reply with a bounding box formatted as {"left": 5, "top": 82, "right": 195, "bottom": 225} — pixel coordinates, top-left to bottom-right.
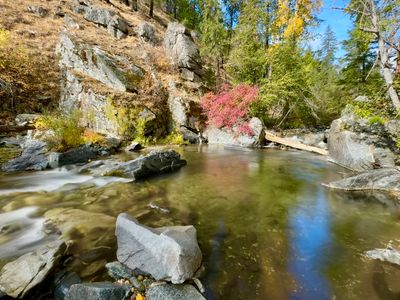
{"left": 365, "top": 55, "right": 379, "bottom": 80}
{"left": 360, "top": 27, "right": 378, "bottom": 33}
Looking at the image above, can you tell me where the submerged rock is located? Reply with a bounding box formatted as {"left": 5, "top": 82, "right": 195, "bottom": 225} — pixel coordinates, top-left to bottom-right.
{"left": 115, "top": 213, "right": 202, "bottom": 284}
{"left": 0, "top": 240, "right": 66, "bottom": 298}
{"left": 146, "top": 283, "right": 206, "bottom": 300}
{"left": 105, "top": 261, "right": 135, "bottom": 280}
{"left": 204, "top": 117, "right": 265, "bottom": 148}
{"left": 65, "top": 282, "right": 130, "bottom": 300}
{"left": 324, "top": 168, "right": 400, "bottom": 194}
{"left": 54, "top": 271, "right": 82, "bottom": 300}
{"left": 80, "top": 150, "right": 187, "bottom": 180}
{"left": 365, "top": 248, "right": 400, "bottom": 266}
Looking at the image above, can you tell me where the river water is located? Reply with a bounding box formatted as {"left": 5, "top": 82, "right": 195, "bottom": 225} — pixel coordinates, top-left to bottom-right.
{"left": 0, "top": 146, "right": 400, "bottom": 300}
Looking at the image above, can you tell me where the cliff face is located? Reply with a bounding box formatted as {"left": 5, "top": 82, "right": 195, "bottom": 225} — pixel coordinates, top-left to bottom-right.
{"left": 0, "top": 0, "right": 206, "bottom": 141}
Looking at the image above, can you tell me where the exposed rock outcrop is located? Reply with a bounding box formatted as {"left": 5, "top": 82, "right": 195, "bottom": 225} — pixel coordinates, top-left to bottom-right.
{"left": 328, "top": 106, "right": 398, "bottom": 171}
{"left": 27, "top": 5, "right": 48, "bottom": 17}
{"left": 0, "top": 240, "right": 66, "bottom": 298}
{"left": 79, "top": 149, "right": 187, "bottom": 180}
{"left": 73, "top": 2, "right": 130, "bottom": 38}
{"left": 164, "top": 22, "right": 203, "bottom": 82}
{"left": 57, "top": 31, "right": 143, "bottom": 93}
{"left": 116, "top": 213, "right": 202, "bottom": 284}
{"left": 204, "top": 117, "right": 265, "bottom": 148}
{"left": 167, "top": 86, "right": 204, "bottom": 143}
{"left": 136, "top": 22, "right": 156, "bottom": 44}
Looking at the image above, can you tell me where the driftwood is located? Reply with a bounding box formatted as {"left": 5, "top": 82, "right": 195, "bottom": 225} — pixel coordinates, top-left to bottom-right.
{"left": 0, "top": 125, "right": 35, "bottom": 134}
{"left": 265, "top": 131, "right": 328, "bottom": 156}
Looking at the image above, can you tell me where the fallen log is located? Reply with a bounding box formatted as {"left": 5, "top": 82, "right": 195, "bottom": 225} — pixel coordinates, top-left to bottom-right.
{"left": 0, "top": 124, "right": 35, "bottom": 134}
{"left": 265, "top": 131, "right": 328, "bottom": 156}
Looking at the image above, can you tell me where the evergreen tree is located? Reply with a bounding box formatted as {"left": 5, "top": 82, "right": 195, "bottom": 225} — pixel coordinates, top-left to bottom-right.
{"left": 200, "top": 0, "right": 228, "bottom": 77}
{"left": 227, "top": 0, "right": 267, "bottom": 83}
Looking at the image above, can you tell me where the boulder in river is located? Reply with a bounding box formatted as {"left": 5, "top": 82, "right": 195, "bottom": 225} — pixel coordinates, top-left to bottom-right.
{"left": 115, "top": 213, "right": 202, "bottom": 284}
{"left": 324, "top": 168, "right": 400, "bottom": 194}
{"left": 328, "top": 106, "right": 397, "bottom": 171}
{"left": 146, "top": 283, "right": 206, "bottom": 300}
{"left": 79, "top": 149, "right": 187, "bottom": 180}
{"left": 65, "top": 282, "right": 131, "bottom": 300}
{"left": 48, "top": 144, "right": 99, "bottom": 168}
{"left": 204, "top": 117, "right": 265, "bottom": 148}
{"left": 0, "top": 240, "right": 66, "bottom": 298}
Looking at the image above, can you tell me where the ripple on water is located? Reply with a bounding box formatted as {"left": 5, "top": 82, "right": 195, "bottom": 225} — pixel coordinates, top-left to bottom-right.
{"left": 0, "top": 207, "right": 58, "bottom": 261}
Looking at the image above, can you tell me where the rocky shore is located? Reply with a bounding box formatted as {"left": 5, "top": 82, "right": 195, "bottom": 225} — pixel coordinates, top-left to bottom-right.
{"left": 0, "top": 211, "right": 206, "bottom": 300}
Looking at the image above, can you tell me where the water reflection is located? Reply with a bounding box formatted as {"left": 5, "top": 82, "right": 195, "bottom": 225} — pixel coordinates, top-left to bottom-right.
{"left": 288, "top": 187, "right": 332, "bottom": 299}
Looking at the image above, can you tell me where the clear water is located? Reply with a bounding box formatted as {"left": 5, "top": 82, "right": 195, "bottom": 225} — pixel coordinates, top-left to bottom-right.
{"left": 1, "top": 146, "right": 400, "bottom": 300}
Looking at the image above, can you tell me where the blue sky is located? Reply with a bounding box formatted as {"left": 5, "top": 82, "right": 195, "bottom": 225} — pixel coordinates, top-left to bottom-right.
{"left": 309, "top": 0, "right": 353, "bottom": 58}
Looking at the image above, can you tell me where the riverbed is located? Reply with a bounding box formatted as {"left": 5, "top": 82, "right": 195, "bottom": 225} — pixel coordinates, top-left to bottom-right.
{"left": 1, "top": 146, "right": 400, "bottom": 300}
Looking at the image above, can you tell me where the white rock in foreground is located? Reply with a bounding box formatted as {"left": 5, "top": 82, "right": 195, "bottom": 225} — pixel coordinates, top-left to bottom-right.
{"left": 365, "top": 248, "right": 400, "bottom": 266}
{"left": 116, "top": 213, "right": 202, "bottom": 284}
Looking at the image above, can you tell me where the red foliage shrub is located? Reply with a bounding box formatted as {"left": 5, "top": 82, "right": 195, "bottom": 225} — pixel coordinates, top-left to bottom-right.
{"left": 201, "top": 84, "right": 259, "bottom": 135}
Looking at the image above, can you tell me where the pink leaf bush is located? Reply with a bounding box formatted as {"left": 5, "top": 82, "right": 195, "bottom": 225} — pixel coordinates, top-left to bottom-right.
{"left": 201, "top": 84, "right": 259, "bottom": 136}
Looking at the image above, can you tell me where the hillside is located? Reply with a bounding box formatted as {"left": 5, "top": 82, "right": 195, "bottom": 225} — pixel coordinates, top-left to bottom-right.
{"left": 0, "top": 0, "right": 207, "bottom": 142}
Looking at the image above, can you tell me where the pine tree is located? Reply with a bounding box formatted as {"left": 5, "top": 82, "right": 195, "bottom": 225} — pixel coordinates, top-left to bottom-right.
{"left": 200, "top": 0, "right": 228, "bottom": 77}
{"left": 227, "top": 0, "right": 267, "bottom": 83}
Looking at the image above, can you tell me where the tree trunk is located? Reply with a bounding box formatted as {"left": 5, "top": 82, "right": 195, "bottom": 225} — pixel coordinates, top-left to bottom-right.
{"left": 149, "top": 0, "right": 154, "bottom": 17}
{"left": 369, "top": 0, "right": 400, "bottom": 110}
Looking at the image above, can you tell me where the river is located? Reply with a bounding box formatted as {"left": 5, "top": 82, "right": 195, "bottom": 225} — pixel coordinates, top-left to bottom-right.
{"left": 0, "top": 146, "right": 399, "bottom": 300}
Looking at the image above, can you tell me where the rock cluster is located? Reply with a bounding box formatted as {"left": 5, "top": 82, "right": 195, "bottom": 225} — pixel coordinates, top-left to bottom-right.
{"left": 79, "top": 149, "right": 187, "bottom": 180}
{"left": 74, "top": 2, "right": 129, "bottom": 38}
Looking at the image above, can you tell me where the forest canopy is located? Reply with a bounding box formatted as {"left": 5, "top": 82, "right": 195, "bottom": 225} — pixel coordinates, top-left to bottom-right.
{"left": 160, "top": 0, "right": 400, "bottom": 128}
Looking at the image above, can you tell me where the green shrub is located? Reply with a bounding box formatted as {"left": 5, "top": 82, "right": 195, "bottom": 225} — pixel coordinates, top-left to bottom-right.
{"left": 368, "top": 116, "right": 386, "bottom": 125}
{"left": 36, "top": 111, "right": 85, "bottom": 152}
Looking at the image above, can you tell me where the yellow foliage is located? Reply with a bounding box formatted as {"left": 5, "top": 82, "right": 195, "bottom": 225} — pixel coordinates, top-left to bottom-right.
{"left": 83, "top": 130, "right": 106, "bottom": 145}
{"left": 274, "top": 0, "right": 322, "bottom": 40}
{"left": 0, "top": 28, "right": 10, "bottom": 48}
{"left": 135, "top": 293, "right": 144, "bottom": 300}
{"left": 36, "top": 111, "right": 85, "bottom": 152}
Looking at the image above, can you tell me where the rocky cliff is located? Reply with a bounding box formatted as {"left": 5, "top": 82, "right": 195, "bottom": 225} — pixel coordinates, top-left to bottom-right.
{"left": 0, "top": 0, "right": 206, "bottom": 142}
